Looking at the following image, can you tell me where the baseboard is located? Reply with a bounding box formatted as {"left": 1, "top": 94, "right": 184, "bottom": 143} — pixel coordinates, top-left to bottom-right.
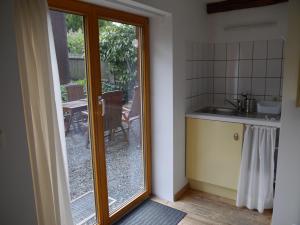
{"left": 189, "top": 179, "right": 237, "bottom": 200}
{"left": 174, "top": 183, "right": 190, "bottom": 201}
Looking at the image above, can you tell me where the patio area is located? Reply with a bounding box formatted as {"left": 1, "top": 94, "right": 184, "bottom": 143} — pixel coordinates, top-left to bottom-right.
{"left": 66, "top": 119, "right": 144, "bottom": 225}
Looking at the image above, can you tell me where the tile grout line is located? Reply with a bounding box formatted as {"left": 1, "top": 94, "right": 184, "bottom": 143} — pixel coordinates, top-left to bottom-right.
{"left": 212, "top": 43, "right": 215, "bottom": 105}
{"left": 264, "top": 40, "right": 269, "bottom": 100}
{"left": 250, "top": 41, "right": 254, "bottom": 97}
{"left": 225, "top": 43, "right": 228, "bottom": 105}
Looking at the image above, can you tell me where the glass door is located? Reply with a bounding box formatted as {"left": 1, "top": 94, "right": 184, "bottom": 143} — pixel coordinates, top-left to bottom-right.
{"left": 98, "top": 19, "right": 148, "bottom": 217}
{"left": 50, "top": 10, "right": 98, "bottom": 225}
{"left": 48, "top": 1, "right": 151, "bottom": 224}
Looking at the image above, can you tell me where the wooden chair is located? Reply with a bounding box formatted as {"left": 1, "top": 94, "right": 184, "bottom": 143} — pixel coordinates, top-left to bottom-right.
{"left": 82, "top": 90, "right": 128, "bottom": 147}
{"left": 103, "top": 90, "right": 127, "bottom": 142}
{"left": 63, "top": 83, "right": 85, "bottom": 133}
{"left": 122, "top": 86, "right": 140, "bottom": 132}
{"left": 65, "top": 83, "right": 85, "bottom": 101}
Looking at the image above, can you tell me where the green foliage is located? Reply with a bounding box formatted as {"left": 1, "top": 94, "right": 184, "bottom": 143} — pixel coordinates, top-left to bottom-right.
{"left": 67, "top": 28, "right": 85, "bottom": 55}
{"left": 65, "top": 16, "right": 138, "bottom": 102}
{"left": 60, "top": 85, "right": 67, "bottom": 102}
{"left": 74, "top": 79, "right": 87, "bottom": 96}
{"left": 74, "top": 79, "right": 86, "bottom": 87}
{"left": 102, "top": 82, "right": 119, "bottom": 93}
{"left": 65, "top": 14, "right": 83, "bottom": 32}
{"left": 99, "top": 21, "right": 138, "bottom": 101}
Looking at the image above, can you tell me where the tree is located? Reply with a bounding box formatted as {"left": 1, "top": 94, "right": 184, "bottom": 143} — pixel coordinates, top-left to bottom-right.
{"left": 65, "top": 14, "right": 83, "bottom": 32}
{"left": 65, "top": 17, "right": 138, "bottom": 101}
{"left": 67, "top": 28, "right": 85, "bottom": 56}
{"left": 99, "top": 21, "right": 138, "bottom": 100}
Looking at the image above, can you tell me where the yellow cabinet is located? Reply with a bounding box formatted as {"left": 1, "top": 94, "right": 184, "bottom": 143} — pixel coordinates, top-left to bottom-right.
{"left": 186, "top": 118, "right": 244, "bottom": 199}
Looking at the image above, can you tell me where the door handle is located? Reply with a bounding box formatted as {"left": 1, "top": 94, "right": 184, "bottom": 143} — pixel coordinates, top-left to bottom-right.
{"left": 98, "top": 96, "right": 105, "bottom": 116}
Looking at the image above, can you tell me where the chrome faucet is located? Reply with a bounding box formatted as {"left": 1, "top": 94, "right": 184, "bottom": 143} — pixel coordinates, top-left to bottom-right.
{"left": 224, "top": 99, "right": 242, "bottom": 112}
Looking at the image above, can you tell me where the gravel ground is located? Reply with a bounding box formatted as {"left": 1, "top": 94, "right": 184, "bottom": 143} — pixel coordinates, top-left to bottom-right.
{"left": 66, "top": 120, "right": 144, "bottom": 223}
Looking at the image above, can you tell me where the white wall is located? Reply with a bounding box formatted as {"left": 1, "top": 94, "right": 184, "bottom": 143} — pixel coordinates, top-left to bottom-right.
{"left": 207, "top": 3, "right": 288, "bottom": 42}
{"left": 272, "top": 1, "right": 300, "bottom": 224}
{"left": 135, "top": 1, "right": 289, "bottom": 201}
{"left": 135, "top": 0, "right": 209, "bottom": 199}
{"left": 149, "top": 15, "right": 174, "bottom": 201}
{"left": 0, "top": 1, "right": 38, "bottom": 224}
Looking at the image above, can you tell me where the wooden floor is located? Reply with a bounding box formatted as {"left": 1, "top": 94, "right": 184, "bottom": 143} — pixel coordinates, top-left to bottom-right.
{"left": 152, "top": 189, "right": 272, "bottom": 225}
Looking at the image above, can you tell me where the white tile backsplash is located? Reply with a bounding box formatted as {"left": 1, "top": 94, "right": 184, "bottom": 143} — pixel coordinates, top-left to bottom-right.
{"left": 226, "top": 78, "right": 238, "bottom": 94}
{"left": 202, "top": 43, "right": 214, "bottom": 60}
{"left": 208, "top": 78, "right": 214, "bottom": 93}
{"left": 266, "top": 78, "right": 281, "bottom": 96}
{"left": 200, "top": 61, "right": 212, "bottom": 76}
{"left": 185, "top": 39, "right": 284, "bottom": 111}
{"left": 252, "top": 60, "right": 266, "bottom": 77}
{"left": 197, "top": 79, "right": 202, "bottom": 95}
{"left": 192, "top": 81, "right": 198, "bottom": 96}
{"left": 200, "top": 78, "right": 208, "bottom": 93}
{"left": 214, "top": 61, "right": 226, "bottom": 77}
{"left": 267, "top": 59, "right": 282, "bottom": 77}
{"left": 227, "top": 42, "right": 239, "bottom": 60}
{"left": 253, "top": 40, "right": 267, "bottom": 59}
{"left": 226, "top": 60, "right": 239, "bottom": 77}
{"left": 280, "top": 78, "right": 283, "bottom": 96}
{"left": 214, "top": 94, "right": 226, "bottom": 106}
{"left": 214, "top": 43, "right": 226, "bottom": 60}
{"left": 214, "top": 78, "right": 226, "bottom": 93}
{"left": 252, "top": 78, "right": 266, "bottom": 95}
{"left": 268, "top": 39, "right": 283, "bottom": 59}
{"left": 238, "top": 60, "right": 252, "bottom": 77}
{"left": 239, "top": 41, "right": 253, "bottom": 59}
{"left": 238, "top": 78, "right": 251, "bottom": 94}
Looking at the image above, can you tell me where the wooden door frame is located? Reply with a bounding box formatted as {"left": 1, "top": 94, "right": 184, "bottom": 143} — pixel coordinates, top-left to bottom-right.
{"left": 48, "top": 1, "right": 151, "bottom": 224}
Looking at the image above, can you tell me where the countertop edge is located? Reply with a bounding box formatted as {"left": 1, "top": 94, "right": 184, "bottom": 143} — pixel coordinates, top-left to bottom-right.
{"left": 186, "top": 113, "right": 281, "bottom": 128}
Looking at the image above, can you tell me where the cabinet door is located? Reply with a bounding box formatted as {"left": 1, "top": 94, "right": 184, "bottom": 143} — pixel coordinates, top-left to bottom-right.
{"left": 186, "top": 118, "right": 244, "bottom": 190}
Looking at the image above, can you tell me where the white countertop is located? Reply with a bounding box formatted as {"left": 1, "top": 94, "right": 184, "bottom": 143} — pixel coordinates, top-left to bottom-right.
{"left": 186, "top": 111, "right": 281, "bottom": 128}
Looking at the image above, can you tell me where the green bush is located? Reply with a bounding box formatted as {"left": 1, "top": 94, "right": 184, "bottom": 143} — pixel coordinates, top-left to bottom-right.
{"left": 60, "top": 85, "right": 68, "bottom": 102}
{"left": 66, "top": 17, "right": 138, "bottom": 103}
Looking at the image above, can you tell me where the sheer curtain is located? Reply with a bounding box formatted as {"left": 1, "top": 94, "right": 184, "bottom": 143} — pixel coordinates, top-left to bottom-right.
{"left": 236, "top": 125, "right": 276, "bottom": 213}
{"left": 14, "top": 0, "right": 73, "bottom": 224}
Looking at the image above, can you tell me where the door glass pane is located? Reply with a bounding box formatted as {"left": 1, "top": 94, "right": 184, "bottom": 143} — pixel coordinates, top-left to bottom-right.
{"left": 50, "top": 11, "right": 97, "bottom": 225}
{"left": 98, "top": 19, "right": 145, "bottom": 214}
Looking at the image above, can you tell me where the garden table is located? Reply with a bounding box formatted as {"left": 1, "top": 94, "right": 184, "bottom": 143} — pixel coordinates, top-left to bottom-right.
{"left": 63, "top": 98, "right": 88, "bottom": 133}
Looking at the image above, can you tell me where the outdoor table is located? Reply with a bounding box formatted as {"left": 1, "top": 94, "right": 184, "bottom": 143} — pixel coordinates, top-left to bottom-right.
{"left": 63, "top": 99, "right": 88, "bottom": 133}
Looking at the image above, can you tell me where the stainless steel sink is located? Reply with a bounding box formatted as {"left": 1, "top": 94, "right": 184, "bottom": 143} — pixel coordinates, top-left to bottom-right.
{"left": 196, "top": 106, "right": 237, "bottom": 115}
{"left": 194, "top": 106, "right": 281, "bottom": 121}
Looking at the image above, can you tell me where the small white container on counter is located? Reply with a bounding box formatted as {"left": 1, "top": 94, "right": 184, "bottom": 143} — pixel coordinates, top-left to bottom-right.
{"left": 257, "top": 101, "right": 281, "bottom": 114}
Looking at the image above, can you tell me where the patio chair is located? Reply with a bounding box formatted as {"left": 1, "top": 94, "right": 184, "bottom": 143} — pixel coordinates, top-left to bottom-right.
{"left": 122, "top": 86, "right": 141, "bottom": 132}
{"left": 65, "top": 83, "right": 85, "bottom": 101}
{"left": 63, "top": 83, "right": 86, "bottom": 133}
{"left": 103, "top": 90, "right": 128, "bottom": 142}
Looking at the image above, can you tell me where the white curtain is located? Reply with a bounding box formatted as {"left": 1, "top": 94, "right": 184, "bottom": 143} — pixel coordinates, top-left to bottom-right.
{"left": 236, "top": 125, "right": 276, "bottom": 213}
{"left": 14, "top": 0, "right": 73, "bottom": 225}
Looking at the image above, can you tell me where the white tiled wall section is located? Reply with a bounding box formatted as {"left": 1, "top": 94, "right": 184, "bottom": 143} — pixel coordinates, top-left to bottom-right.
{"left": 185, "top": 39, "right": 284, "bottom": 111}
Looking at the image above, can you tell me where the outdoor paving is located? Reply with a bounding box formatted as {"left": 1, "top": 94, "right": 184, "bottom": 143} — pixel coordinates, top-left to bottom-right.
{"left": 66, "top": 120, "right": 144, "bottom": 224}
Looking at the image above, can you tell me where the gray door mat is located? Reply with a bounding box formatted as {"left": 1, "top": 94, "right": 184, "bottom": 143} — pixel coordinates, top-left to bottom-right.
{"left": 114, "top": 200, "right": 186, "bottom": 225}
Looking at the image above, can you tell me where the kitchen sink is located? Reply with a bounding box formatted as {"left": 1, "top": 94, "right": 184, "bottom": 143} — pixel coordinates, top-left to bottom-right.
{"left": 195, "top": 106, "right": 238, "bottom": 115}
{"left": 194, "top": 106, "right": 281, "bottom": 121}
